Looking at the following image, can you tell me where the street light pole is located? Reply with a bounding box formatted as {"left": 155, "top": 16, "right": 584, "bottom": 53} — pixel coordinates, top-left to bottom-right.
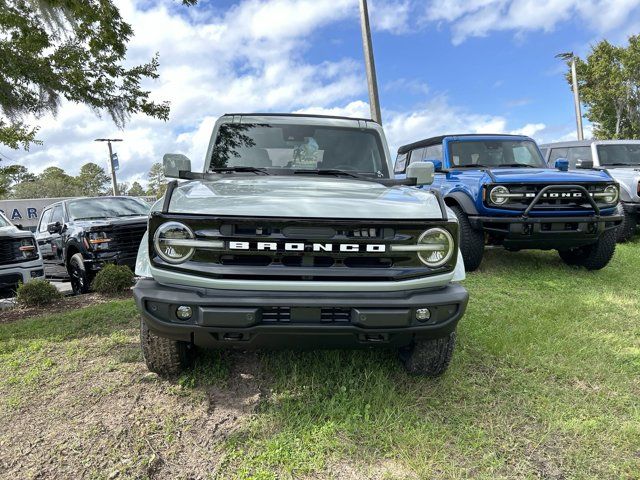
{"left": 557, "top": 52, "right": 584, "bottom": 140}
{"left": 359, "top": 0, "right": 382, "bottom": 124}
{"left": 95, "top": 138, "right": 123, "bottom": 196}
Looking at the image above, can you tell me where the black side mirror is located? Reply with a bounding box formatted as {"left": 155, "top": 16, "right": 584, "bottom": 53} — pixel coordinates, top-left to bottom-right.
{"left": 14, "top": 223, "right": 24, "bottom": 230}
{"left": 576, "top": 159, "right": 594, "bottom": 169}
{"left": 47, "top": 222, "right": 62, "bottom": 234}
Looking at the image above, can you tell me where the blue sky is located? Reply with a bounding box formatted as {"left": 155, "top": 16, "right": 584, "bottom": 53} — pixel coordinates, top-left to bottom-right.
{"left": 7, "top": 0, "right": 640, "bottom": 185}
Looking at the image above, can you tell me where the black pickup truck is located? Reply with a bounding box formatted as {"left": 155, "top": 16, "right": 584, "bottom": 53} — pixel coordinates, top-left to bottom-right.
{"left": 35, "top": 196, "right": 150, "bottom": 294}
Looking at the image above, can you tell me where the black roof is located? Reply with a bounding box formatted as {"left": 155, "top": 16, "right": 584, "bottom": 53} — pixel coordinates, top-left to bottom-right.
{"left": 222, "top": 112, "right": 376, "bottom": 123}
{"left": 397, "top": 133, "right": 529, "bottom": 154}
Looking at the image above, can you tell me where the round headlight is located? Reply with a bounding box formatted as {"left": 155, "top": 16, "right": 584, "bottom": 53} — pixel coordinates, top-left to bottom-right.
{"left": 417, "top": 228, "right": 454, "bottom": 268}
{"left": 489, "top": 185, "right": 510, "bottom": 205}
{"left": 603, "top": 185, "right": 619, "bottom": 204}
{"left": 154, "top": 222, "right": 195, "bottom": 264}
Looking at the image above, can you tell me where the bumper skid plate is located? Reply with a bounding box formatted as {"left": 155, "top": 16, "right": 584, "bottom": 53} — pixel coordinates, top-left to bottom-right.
{"left": 134, "top": 279, "right": 469, "bottom": 349}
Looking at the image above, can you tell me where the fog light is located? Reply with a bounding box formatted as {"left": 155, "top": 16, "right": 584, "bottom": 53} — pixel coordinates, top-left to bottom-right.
{"left": 176, "top": 305, "right": 193, "bottom": 321}
{"left": 415, "top": 308, "right": 431, "bottom": 322}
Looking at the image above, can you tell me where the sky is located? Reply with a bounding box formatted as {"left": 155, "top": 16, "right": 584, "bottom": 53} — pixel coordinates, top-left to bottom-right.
{"left": 3, "top": 0, "right": 640, "bottom": 186}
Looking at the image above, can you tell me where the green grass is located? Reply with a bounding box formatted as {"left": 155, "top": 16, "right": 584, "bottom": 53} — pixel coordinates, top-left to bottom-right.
{"left": 0, "top": 240, "right": 639, "bottom": 479}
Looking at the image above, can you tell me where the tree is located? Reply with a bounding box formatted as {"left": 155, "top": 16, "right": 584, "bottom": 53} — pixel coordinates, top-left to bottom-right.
{"left": 118, "top": 182, "right": 130, "bottom": 196}
{"left": 128, "top": 181, "right": 146, "bottom": 196}
{"left": 12, "top": 166, "right": 82, "bottom": 199}
{"left": 0, "top": 165, "right": 34, "bottom": 198}
{"left": 0, "top": 0, "right": 198, "bottom": 150}
{"left": 77, "top": 163, "right": 110, "bottom": 196}
{"left": 147, "top": 163, "right": 167, "bottom": 198}
{"left": 571, "top": 36, "right": 640, "bottom": 139}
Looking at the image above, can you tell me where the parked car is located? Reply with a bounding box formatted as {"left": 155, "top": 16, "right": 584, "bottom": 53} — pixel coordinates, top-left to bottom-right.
{"left": 540, "top": 140, "right": 640, "bottom": 242}
{"left": 396, "top": 134, "right": 623, "bottom": 271}
{"left": 35, "top": 196, "right": 150, "bottom": 294}
{"left": 134, "top": 113, "right": 469, "bottom": 377}
{"left": 0, "top": 211, "right": 44, "bottom": 291}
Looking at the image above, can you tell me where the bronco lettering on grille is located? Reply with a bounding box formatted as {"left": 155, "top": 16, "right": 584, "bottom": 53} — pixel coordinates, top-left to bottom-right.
{"left": 228, "top": 241, "right": 387, "bottom": 253}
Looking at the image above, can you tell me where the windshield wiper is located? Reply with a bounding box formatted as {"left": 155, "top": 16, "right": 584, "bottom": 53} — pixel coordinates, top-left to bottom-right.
{"left": 293, "top": 169, "right": 362, "bottom": 179}
{"left": 499, "top": 163, "right": 537, "bottom": 168}
{"left": 603, "top": 163, "right": 635, "bottom": 167}
{"left": 454, "top": 164, "right": 495, "bottom": 169}
{"left": 211, "top": 166, "right": 269, "bottom": 175}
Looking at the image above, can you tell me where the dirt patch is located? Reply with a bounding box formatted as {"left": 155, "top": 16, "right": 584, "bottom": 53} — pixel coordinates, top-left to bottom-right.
{"left": 0, "top": 291, "right": 132, "bottom": 324}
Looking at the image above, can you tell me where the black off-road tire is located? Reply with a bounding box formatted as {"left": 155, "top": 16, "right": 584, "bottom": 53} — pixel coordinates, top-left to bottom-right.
{"left": 616, "top": 205, "right": 638, "bottom": 242}
{"left": 399, "top": 332, "right": 456, "bottom": 377}
{"left": 450, "top": 206, "right": 484, "bottom": 271}
{"left": 140, "top": 319, "right": 193, "bottom": 377}
{"left": 68, "top": 253, "right": 93, "bottom": 295}
{"left": 557, "top": 228, "right": 617, "bottom": 270}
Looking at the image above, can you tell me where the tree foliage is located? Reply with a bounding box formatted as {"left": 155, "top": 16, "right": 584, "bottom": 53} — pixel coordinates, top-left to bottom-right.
{"left": 77, "top": 162, "right": 110, "bottom": 196}
{"left": 0, "top": 0, "right": 197, "bottom": 150}
{"left": 128, "top": 181, "right": 145, "bottom": 196}
{"left": 11, "top": 166, "right": 83, "bottom": 198}
{"left": 147, "top": 162, "right": 166, "bottom": 198}
{"left": 571, "top": 36, "right": 640, "bottom": 139}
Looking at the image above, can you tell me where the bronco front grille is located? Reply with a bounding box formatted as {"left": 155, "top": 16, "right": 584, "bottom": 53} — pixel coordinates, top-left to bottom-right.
{"left": 486, "top": 183, "right": 614, "bottom": 210}
{"left": 149, "top": 214, "right": 458, "bottom": 282}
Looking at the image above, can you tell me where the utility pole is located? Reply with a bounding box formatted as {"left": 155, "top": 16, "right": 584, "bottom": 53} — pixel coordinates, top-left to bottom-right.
{"left": 95, "top": 138, "right": 123, "bottom": 196}
{"left": 557, "top": 52, "right": 584, "bottom": 140}
{"left": 359, "top": 0, "right": 382, "bottom": 124}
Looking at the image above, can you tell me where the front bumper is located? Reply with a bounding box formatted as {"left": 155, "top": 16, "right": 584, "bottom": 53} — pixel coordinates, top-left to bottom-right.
{"left": 134, "top": 278, "right": 469, "bottom": 349}
{"left": 0, "top": 258, "right": 45, "bottom": 289}
{"left": 621, "top": 202, "right": 640, "bottom": 215}
{"left": 85, "top": 251, "right": 138, "bottom": 272}
{"left": 469, "top": 214, "right": 623, "bottom": 249}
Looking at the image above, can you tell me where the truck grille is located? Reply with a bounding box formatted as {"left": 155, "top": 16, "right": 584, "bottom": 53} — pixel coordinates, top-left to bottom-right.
{"left": 149, "top": 215, "right": 458, "bottom": 282}
{"left": 109, "top": 223, "right": 147, "bottom": 257}
{"left": 0, "top": 239, "right": 23, "bottom": 266}
{"left": 489, "top": 183, "right": 614, "bottom": 210}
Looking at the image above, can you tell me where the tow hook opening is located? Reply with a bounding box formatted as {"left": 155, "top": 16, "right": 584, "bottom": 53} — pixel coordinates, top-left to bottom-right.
{"left": 360, "top": 333, "right": 389, "bottom": 343}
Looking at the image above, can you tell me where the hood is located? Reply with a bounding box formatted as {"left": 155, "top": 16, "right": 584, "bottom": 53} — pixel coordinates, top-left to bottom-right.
{"left": 164, "top": 176, "right": 444, "bottom": 220}
{"left": 483, "top": 167, "right": 614, "bottom": 184}
{"left": 0, "top": 224, "right": 34, "bottom": 239}
{"left": 73, "top": 216, "right": 148, "bottom": 230}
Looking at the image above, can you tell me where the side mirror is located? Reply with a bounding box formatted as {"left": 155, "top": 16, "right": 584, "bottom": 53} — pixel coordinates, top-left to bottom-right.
{"left": 163, "top": 153, "right": 192, "bottom": 179}
{"left": 424, "top": 158, "right": 443, "bottom": 172}
{"left": 14, "top": 223, "right": 24, "bottom": 230}
{"left": 576, "top": 159, "right": 594, "bottom": 169}
{"left": 406, "top": 161, "right": 435, "bottom": 186}
{"left": 555, "top": 158, "right": 569, "bottom": 171}
{"left": 47, "top": 222, "right": 62, "bottom": 234}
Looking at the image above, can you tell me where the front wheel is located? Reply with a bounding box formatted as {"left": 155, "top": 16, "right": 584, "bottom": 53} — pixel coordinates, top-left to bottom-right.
{"left": 399, "top": 332, "right": 456, "bottom": 376}
{"left": 450, "top": 206, "right": 485, "bottom": 272}
{"left": 140, "top": 319, "right": 193, "bottom": 377}
{"left": 68, "top": 253, "right": 92, "bottom": 295}
{"left": 557, "top": 228, "right": 617, "bottom": 270}
{"left": 616, "top": 205, "right": 638, "bottom": 242}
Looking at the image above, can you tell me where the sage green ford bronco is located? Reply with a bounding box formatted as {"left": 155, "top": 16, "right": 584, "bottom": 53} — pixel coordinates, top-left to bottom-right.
{"left": 134, "top": 113, "right": 468, "bottom": 377}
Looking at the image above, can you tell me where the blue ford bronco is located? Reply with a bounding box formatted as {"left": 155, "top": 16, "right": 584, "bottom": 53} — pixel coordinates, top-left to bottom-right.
{"left": 396, "top": 134, "right": 623, "bottom": 271}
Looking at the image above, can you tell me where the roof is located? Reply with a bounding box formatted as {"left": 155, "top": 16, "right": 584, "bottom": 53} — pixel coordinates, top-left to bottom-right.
{"left": 222, "top": 112, "right": 376, "bottom": 124}
{"left": 397, "top": 134, "right": 530, "bottom": 154}
{"left": 540, "top": 139, "right": 640, "bottom": 148}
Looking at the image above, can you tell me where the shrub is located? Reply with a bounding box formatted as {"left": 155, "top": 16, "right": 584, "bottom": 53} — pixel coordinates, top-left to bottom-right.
{"left": 16, "top": 279, "right": 62, "bottom": 307}
{"left": 91, "top": 264, "right": 134, "bottom": 295}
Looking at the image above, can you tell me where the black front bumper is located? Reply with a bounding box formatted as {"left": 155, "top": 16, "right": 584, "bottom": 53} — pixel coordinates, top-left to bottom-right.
{"left": 621, "top": 202, "right": 640, "bottom": 215}
{"left": 86, "top": 252, "right": 137, "bottom": 272}
{"left": 134, "top": 279, "right": 469, "bottom": 349}
{"left": 469, "top": 214, "right": 623, "bottom": 249}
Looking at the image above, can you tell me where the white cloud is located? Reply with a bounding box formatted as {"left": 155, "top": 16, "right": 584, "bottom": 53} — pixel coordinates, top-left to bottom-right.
{"left": 423, "top": 0, "right": 640, "bottom": 44}
{"left": 510, "top": 122, "right": 546, "bottom": 138}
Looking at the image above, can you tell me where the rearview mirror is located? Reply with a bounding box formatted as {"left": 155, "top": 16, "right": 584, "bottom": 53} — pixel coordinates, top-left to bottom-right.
{"left": 406, "top": 161, "right": 435, "bottom": 186}
{"left": 576, "top": 159, "right": 594, "bottom": 169}
{"left": 163, "top": 153, "right": 192, "bottom": 179}
{"left": 424, "top": 158, "right": 443, "bottom": 172}
{"left": 554, "top": 158, "right": 569, "bottom": 171}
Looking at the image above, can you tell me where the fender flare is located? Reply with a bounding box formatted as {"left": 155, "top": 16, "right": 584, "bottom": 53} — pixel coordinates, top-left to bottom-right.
{"left": 444, "top": 192, "right": 479, "bottom": 215}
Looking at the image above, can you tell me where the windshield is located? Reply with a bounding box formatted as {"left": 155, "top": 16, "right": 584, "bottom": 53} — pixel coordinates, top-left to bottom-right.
{"left": 449, "top": 140, "right": 546, "bottom": 168}
{"left": 208, "top": 123, "right": 388, "bottom": 177}
{"left": 597, "top": 144, "right": 640, "bottom": 166}
{"left": 67, "top": 197, "right": 150, "bottom": 221}
{"left": 0, "top": 213, "right": 9, "bottom": 228}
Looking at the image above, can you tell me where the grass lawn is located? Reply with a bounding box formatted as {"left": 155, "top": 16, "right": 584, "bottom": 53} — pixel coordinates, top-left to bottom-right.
{"left": 0, "top": 240, "right": 639, "bottom": 479}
